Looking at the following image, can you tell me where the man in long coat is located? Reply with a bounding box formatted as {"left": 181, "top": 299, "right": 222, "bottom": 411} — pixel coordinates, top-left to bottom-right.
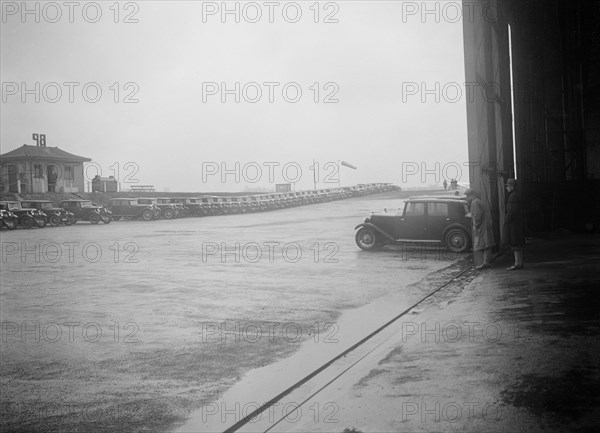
{"left": 465, "top": 188, "right": 495, "bottom": 269}
{"left": 503, "top": 178, "right": 525, "bottom": 269}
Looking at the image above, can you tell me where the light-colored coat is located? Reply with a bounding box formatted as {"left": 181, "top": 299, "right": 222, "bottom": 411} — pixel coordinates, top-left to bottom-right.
{"left": 470, "top": 197, "right": 495, "bottom": 251}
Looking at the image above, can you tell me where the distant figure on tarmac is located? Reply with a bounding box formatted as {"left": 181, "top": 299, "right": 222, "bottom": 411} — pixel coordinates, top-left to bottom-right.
{"left": 465, "top": 188, "right": 495, "bottom": 270}
{"left": 443, "top": 180, "right": 448, "bottom": 190}
{"left": 503, "top": 179, "right": 525, "bottom": 270}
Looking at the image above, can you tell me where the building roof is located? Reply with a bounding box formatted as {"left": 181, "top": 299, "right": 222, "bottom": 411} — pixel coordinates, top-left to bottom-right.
{"left": 0, "top": 145, "right": 91, "bottom": 162}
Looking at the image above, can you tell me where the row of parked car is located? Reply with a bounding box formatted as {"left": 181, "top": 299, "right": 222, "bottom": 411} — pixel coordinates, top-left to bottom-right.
{"left": 0, "top": 184, "right": 399, "bottom": 229}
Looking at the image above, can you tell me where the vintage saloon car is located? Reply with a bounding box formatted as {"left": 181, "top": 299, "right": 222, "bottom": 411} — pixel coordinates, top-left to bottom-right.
{"left": 153, "top": 198, "right": 182, "bottom": 219}
{"left": 20, "top": 200, "right": 75, "bottom": 226}
{"left": 0, "top": 201, "right": 47, "bottom": 228}
{"left": 171, "top": 197, "right": 202, "bottom": 217}
{"left": 109, "top": 198, "right": 156, "bottom": 221}
{"left": 60, "top": 200, "right": 112, "bottom": 224}
{"left": 354, "top": 197, "right": 472, "bottom": 253}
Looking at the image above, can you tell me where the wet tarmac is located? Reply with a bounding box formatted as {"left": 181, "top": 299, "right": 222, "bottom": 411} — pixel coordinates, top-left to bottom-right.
{"left": 254, "top": 234, "right": 600, "bottom": 433}
{"left": 0, "top": 191, "right": 466, "bottom": 432}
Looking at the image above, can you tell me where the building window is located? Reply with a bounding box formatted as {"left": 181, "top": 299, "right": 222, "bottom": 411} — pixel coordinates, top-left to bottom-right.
{"left": 65, "top": 165, "right": 74, "bottom": 182}
{"left": 34, "top": 164, "right": 43, "bottom": 179}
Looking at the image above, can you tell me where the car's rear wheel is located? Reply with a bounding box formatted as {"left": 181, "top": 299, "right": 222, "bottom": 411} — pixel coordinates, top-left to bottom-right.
{"left": 445, "top": 229, "right": 470, "bottom": 253}
{"left": 35, "top": 217, "right": 46, "bottom": 228}
{"left": 163, "top": 208, "right": 174, "bottom": 219}
{"left": 101, "top": 214, "right": 112, "bottom": 224}
{"left": 141, "top": 209, "right": 153, "bottom": 221}
{"left": 355, "top": 227, "right": 379, "bottom": 251}
{"left": 89, "top": 213, "right": 101, "bottom": 224}
{"left": 49, "top": 214, "right": 61, "bottom": 226}
{"left": 64, "top": 215, "right": 76, "bottom": 225}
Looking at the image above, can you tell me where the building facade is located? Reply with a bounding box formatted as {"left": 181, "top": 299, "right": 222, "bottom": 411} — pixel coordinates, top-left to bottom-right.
{"left": 0, "top": 144, "right": 91, "bottom": 194}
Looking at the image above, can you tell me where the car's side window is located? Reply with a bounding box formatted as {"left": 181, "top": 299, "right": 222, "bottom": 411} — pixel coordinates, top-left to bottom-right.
{"left": 428, "top": 203, "right": 449, "bottom": 217}
{"left": 405, "top": 202, "right": 425, "bottom": 216}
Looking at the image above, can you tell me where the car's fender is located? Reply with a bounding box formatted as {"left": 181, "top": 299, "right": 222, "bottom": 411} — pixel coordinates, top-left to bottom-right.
{"left": 354, "top": 223, "right": 395, "bottom": 241}
{"left": 134, "top": 206, "right": 154, "bottom": 217}
{"left": 442, "top": 223, "right": 471, "bottom": 241}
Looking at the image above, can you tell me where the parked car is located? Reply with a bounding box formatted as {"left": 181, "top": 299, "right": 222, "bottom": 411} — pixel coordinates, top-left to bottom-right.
{"left": 20, "top": 200, "right": 75, "bottom": 226}
{"left": 59, "top": 200, "right": 112, "bottom": 224}
{"left": 170, "top": 197, "right": 200, "bottom": 217}
{"left": 0, "top": 208, "right": 18, "bottom": 230}
{"left": 154, "top": 198, "right": 181, "bottom": 219}
{"left": 196, "top": 197, "right": 217, "bottom": 216}
{"left": 0, "top": 201, "right": 47, "bottom": 228}
{"left": 133, "top": 198, "right": 162, "bottom": 219}
{"left": 354, "top": 197, "right": 472, "bottom": 253}
{"left": 108, "top": 198, "right": 157, "bottom": 221}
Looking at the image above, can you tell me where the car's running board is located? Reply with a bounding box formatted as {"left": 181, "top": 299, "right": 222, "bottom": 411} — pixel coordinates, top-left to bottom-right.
{"left": 394, "top": 239, "right": 441, "bottom": 243}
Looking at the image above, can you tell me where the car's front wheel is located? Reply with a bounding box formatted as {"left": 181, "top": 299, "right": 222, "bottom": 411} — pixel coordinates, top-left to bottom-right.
{"left": 49, "top": 214, "right": 61, "bottom": 226}
{"left": 141, "top": 209, "right": 153, "bottom": 221}
{"left": 445, "top": 229, "right": 470, "bottom": 253}
{"left": 355, "top": 227, "right": 379, "bottom": 251}
{"left": 21, "top": 216, "right": 34, "bottom": 229}
{"left": 163, "top": 208, "right": 175, "bottom": 219}
{"left": 89, "top": 213, "right": 101, "bottom": 224}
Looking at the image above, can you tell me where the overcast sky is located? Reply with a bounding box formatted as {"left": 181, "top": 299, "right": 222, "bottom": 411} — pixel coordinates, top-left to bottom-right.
{"left": 1, "top": 1, "right": 469, "bottom": 192}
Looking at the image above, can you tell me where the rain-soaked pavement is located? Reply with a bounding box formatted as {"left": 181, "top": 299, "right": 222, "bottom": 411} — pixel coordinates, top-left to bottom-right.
{"left": 0, "top": 190, "right": 468, "bottom": 432}
{"left": 236, "top": 233, "right": 599, "bottom": 433}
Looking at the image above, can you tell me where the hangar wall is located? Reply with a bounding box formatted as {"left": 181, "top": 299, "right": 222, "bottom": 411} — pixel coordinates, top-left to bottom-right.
{"left": 462, "top": 0, "right": 600, "bottom": 234}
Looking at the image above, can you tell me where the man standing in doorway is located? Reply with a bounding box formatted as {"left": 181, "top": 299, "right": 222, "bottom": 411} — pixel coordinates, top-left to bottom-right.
{"left": 504, "top": 179, "right": 525, "bottom": 270}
